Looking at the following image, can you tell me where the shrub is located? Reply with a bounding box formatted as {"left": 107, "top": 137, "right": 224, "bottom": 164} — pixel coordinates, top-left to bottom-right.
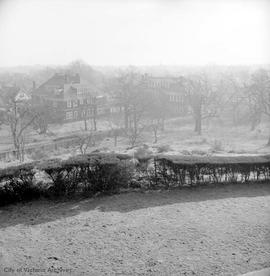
{"left": 134, "top": 145, "right": 152, "bottom": 161}
{"left": 0, "top": 162, "right": 41, "bottom": 206}
{"left": 0, "top": 153, "right": 134, "bottom": 205}
{"left": 156, "top": 144, "right": 172, "bottom": 153}
{"left": 36, "top": 153, "right": 133, "bottom": 197}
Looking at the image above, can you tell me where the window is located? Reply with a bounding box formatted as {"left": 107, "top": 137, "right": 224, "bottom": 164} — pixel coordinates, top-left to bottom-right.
{"left": 74, "top": 111, "right": 78, "bottom": 119}
{"left": 66, "top": 111, "right": 73, "bottom": 120}
{"left": 80, "top": 98, "right": 84, "bottom": 105}
{"left": 73, "top": 100, "right": 78, "bottom": 107}
{"left": 67, "top": 100, "right": 72, "bottom": 108}
{"left": 87, "top": 98, "right": 91, "bottom": 104}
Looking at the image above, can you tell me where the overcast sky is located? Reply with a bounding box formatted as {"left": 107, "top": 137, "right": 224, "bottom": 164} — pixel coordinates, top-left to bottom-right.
{"left": 0, "top": 0, "right": 269, "bottom": 67}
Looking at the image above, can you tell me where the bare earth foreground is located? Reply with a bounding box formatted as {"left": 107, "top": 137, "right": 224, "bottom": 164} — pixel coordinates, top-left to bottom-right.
{"left": 0, "top": 183, "right": 270, "bottom": 276}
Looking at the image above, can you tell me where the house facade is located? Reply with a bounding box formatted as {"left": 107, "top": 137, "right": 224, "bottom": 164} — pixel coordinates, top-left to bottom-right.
{"left": 32, "top": 73, "right": 105, "bottom": 123}
{"left": 143, "top": 75, "right": 188, "bottom": 115}
{"left": 105, "top": 74, "right": 188, "bottom": 119}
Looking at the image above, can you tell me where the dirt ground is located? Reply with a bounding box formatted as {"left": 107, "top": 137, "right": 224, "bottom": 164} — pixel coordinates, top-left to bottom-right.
{"left": 0, "top": 183, "right": 270, "bottom": 276}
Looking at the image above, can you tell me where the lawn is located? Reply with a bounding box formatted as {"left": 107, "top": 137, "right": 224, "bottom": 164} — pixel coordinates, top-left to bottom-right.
{"left": 0, "top": 183, "right": 270, "bottom": 276}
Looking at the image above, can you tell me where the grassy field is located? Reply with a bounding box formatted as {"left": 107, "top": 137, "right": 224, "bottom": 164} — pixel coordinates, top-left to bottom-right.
{"left": 0, "top": 116, "right": 269, "bottom": 155}
{"left": 0, "top": 116, "right": 269, "bottom": 168}
{"left": 0, "top": 183, "right": 269, "bottom": 276}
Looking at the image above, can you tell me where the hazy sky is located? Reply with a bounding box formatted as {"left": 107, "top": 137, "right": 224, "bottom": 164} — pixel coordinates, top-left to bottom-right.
{"left": 0, "top": 0, "right": 269, "bottom": 66}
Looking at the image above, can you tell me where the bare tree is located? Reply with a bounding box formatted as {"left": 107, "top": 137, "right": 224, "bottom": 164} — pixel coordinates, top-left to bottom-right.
{"left": 246, "top": 87, "right": 262, "bottom": 131}
{"left": 81, "top": 109, "right": 89, "bottom": 131}
{"left": 125, "top": 103, "right": 146, "bottom": 147}
{"left": 112, "top": 69, "right": 150, "bottom": 146}
{"left": 31, "top": 102, "right": 62, "bottom": 134}
{"left": 224, "top": 75, "right": 261, "bottom": 130}
{"left": 1, "top": 91, "right": 37, "bottom": 161}
{"left": 76, "top": 132, "right": 96, "bottom": 155}
{"left": 91, "top": 97, "right": 97, "bottom": 131}
{"left": 248, "top": 69, "right": 270, "bottom": 145}
{"left": 112, "top": 68, "right": 141, "bottom": 130}
{"left": 76, "top": 131, "right": 105, "bottom": 155}
{"left": 80, "top": 97, "right": 98, "bottom": 131}
{"left": 147, "top": 91, "right": 168, "bottom": 143}
{"left": 184, "top": 74, "right": 220, "bottom": 135}
{"left": 106, "top": 112, "right": 123, "bottom": 147}
{"left": 223, "top": 76, "right": 248, "bottom": 126}
{"left": 148, "top": 118, "right": 163, "bottom": 144}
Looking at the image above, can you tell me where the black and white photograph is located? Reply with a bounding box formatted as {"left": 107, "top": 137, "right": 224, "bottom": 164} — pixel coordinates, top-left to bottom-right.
{"left": 0, "top": 0, "right": 270, "bottom": 275}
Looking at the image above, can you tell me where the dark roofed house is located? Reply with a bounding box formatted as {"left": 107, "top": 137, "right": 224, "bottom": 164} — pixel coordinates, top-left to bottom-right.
{"left": 32, "top": 73, "right": 104, "bottom": 123}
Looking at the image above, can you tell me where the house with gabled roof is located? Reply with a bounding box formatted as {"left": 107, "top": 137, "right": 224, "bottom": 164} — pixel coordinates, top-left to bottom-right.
{"left": 32, "top": 73, "right": 105, "bottom": 123}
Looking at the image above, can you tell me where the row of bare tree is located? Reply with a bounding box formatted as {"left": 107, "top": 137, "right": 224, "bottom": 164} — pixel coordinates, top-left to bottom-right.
{"left": 0, "top": 68, "right": 269, "bottom": 161}
{"left": 107, "top": 68, "right": 270, "bottom": 144}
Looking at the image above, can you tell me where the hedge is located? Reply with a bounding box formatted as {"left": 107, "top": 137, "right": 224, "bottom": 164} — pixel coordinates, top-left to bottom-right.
{"left": 0, "top": 153, "right": 133, "bottom": 206}
{"left": 0, "top": 162, "right": 40, "bottom": 206}
{"left": 149, "top": 154, "right": 270, "bottom": 188}
{"left": 37, "top": 153, "right": 133, "bottom": 196}
{"left": 0, "top": 153, "right": 270, "bottom": 206}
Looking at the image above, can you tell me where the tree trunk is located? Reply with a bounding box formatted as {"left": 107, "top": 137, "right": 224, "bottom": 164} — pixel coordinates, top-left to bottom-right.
{"left": 194, "top": 115, "right": 202, "bottom": 135}
{"left": 114, "top": 131, "right": 118, "bottom": 147}
{"left": 93, "top": 106, "right": 97, "bottom": 131}
{"left": 250, "top": 112, "right": 261, "bottom": 131}
{"left": 153, "top": 129, "right": 157, "bottom": 143}
{"left": 124, "top": 105, "right": 129, "bottom": 130}
{"left": 84, "top": 118, "right": 88, "bottom": 131}
{"left": 194, "top": 119, "right": 198, "bottom": 132}
{"left": 250, "top": 119, "right": 256, "bottom": 131}
{"left": 133, "top": 109, "right": 137, "bottom": 136}
{"left": 12, "top": 135, "right": 21, "bottom": 161}
{"left": 114, "top": 135, "right": 117, "bottom": 147}
{"left": 161, "top": 118, "right": 165, "bottom": 131}
{"left": 197, "top": 118, "right": 202, "bottom": 135}
{"left": 93, "top": 117, "right": 97, "bottom": 131}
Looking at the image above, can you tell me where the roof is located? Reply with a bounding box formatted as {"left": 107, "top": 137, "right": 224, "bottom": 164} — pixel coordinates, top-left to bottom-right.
{"left": 34, "top": 73, "right": 80, "bottom": 93}
{"left": 33, "top": 73, "right": 103, "bottom": 99}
